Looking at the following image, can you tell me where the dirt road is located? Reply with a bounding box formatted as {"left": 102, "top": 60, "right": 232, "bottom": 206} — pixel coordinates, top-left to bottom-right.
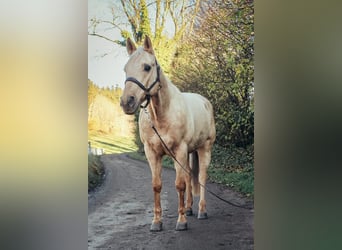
{"left": 88, "top": 154, "right": 254, "bottom": 249}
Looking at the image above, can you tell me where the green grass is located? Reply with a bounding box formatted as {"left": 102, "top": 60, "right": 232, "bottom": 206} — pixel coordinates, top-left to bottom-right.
{"left": 208, "top": 144, "right": 254, "bottom": 198}
{"left": 88, "top": 130, "right": 137, "bottom": 154}
{"left": 208, "top": 166, "right": 254, "bottom": 197}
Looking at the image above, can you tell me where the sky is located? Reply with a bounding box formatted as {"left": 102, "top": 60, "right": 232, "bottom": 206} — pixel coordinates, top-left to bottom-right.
{"left": 88, "top": 0, "right": 129, "bottom": 89}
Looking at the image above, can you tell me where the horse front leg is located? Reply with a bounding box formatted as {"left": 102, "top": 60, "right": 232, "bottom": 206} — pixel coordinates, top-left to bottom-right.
{"left": 145, "top": 146, "right": 163, "bottom": 232}
{"left": 174, "top": 148, "right": 189, "bottom": 231}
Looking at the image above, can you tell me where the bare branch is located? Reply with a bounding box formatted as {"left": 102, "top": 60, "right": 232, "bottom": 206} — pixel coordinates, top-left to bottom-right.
{"left": 88, "top": 32, "right": 122, "bottom": 45}
{"left": 188, "top": 0, "right": 201, "bottom": 34}
{"left": 160, "top": 0, "right": 170, "bottom": 31}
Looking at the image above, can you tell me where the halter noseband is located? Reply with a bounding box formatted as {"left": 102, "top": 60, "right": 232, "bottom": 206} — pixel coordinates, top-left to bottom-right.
{"left": 124, "top": 60, "right": 161, "bottom": 108}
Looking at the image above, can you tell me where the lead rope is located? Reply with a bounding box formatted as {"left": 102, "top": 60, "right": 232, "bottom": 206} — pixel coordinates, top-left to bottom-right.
{"left": 143, "top": 108, "right": 252, "bottom": 210}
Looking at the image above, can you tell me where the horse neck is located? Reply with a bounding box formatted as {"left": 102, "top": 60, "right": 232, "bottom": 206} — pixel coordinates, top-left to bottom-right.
{"left": 148, "top": 70, "right": 173, "bottom": 122}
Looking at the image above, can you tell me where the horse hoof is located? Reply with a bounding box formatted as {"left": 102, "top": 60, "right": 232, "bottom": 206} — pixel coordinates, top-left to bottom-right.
{"left": 185, "top": 208, "right": 193, "bottom": 216}
{"left": 150, "top": 222, "right": 163, "bottom": 232}
{"left": 175, "top": 222, "right": 188, "bottom": 231}
{"left": 198, "top": 212, "right": 208, "bottom": 220}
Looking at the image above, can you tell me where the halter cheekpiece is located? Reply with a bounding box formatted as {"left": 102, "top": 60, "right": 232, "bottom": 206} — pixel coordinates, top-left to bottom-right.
{"left": 124, "top": 60, "right": 161, "bottom": 108}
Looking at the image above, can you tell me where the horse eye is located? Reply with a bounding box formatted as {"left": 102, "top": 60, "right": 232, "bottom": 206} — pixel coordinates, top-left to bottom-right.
{"left": 144, "top": 64, "right": 151, "bottom": 72}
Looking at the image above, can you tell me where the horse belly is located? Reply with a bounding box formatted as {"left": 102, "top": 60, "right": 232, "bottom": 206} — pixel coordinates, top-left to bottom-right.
{"left": 183, "top": 94, "right": 215, "bottom": 151}
{"left": 187, "top": 127, "right": 211, "bottom": 152}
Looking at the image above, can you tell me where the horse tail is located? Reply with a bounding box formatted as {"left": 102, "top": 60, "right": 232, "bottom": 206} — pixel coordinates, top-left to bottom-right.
{"left": 190, "top": 151, "right": 200, "bottom": 196}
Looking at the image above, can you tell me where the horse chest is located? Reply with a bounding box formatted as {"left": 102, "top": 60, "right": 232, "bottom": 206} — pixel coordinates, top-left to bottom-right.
{"left": 141, "top": 124, "right": 180, "bottom": 154}
{"left": 154, "top": 129, "right": 177, "bottom": 150}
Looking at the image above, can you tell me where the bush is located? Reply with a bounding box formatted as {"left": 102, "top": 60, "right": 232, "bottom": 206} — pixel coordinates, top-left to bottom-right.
{"left": 208, "top": 144, "right": 254, "bottom": 197}
{"left": 88, "top": 154, "right": 105, "bottom": 192}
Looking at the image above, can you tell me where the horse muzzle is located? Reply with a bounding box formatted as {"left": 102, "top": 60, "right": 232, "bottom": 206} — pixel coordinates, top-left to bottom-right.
{"left": 120, "top": 95, "right": 139, "bottom": 115}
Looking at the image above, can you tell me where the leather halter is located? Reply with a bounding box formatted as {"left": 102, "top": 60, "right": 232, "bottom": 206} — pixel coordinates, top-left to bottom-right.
{"left": 124, "top": 60, "right": 161, "bottom": 108}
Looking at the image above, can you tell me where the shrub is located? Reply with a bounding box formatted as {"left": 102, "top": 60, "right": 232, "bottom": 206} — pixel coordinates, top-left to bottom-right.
{"left": 88, "top": 154, "right": 105, "bottom": 192}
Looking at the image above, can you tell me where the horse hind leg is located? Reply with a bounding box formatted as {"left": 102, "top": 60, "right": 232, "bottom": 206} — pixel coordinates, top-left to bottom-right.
{"left": 185, "top": 151, "right": 200, "bottom": 216}
{"left": 197, "top": 145, "right": 212, "bottom": 220}
{"left": 185, "top": 159, "right": 193, "bottom": 216}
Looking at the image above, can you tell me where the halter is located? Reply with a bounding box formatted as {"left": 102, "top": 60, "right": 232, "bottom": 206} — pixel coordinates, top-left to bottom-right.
{"left": 124, "top": 60, "right": 161, "bottom": 108}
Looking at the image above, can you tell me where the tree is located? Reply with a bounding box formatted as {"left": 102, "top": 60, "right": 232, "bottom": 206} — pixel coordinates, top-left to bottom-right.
{"left": 171, "top": 0, "right": 254, "bottom": 148}
{"left": 88, "top": 79, "right": 98, "bottom": 109}
{"left": 88, "top": 0, "right": 202, "bottom": 73}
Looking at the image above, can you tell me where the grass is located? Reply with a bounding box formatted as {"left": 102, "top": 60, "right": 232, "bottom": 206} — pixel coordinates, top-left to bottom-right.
{"left": 208, "top": 166, "right": 254, "bottom": 197}
{"left": 88, "top": 130, "right": 137, "bottom": 154}
{"left": 208, "top": 144, "right": 254, "bottom": 198}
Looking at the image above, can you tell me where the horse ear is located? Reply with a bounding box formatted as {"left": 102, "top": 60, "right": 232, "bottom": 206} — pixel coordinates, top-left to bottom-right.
{"left": 143, "top": 36, "right": 154, "bottom": 54}
{"left": 126, "top": 38, "right": 137, "bottom": 55}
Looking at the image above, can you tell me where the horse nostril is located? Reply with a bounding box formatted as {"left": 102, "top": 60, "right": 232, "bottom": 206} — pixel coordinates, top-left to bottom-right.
{"left": 127, "top": 96, "right": 135, "bottom": 106}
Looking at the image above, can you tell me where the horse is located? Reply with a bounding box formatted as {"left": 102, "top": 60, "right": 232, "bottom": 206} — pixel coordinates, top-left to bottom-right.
{"left": 120, "top": 36, "right": 216, "bottom": 231}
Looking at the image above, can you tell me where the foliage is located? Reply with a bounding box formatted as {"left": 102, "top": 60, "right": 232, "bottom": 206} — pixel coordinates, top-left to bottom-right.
{"left": 208, "top": 166, "right": 254, "bottom": 197}
{"left": 208, "top": 144, "right": 254, "bottom": 197}
{"left": 137, "top": 0, "right": 151, "bottom": 42}
{"left": 88, "top": 79, "right": 134, "bottom": 138}
{"left": 88, "top": 79, "right": 98, "bottom": 109}
{"left": 88, "top": 79, "right": 122, "bottom": 106}
{"left": 171, "top": 0, "right": 254, "bottom": 148}
{"left": 211, "top": 144, "right": 254, "bottom": 169}
{"left": 88, "top": 154, "right": 105, "bottom": 192}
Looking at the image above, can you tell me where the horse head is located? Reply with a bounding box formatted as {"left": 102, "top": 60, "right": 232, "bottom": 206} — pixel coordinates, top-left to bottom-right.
{"left": 120, "top": 36, "right": 160, "bottom": 114}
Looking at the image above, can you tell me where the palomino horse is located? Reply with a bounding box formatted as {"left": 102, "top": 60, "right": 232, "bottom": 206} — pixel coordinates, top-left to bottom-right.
{"left": 120, "top": 36, "right": 216, "bottom": 231}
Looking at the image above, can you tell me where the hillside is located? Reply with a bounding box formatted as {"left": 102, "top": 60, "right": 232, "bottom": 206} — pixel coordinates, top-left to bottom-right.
{"left": 88, "top": 94, "right": 134, "bottom": 136}
{"left": 88, "top": 81, "right": 136, "bottom": 154}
